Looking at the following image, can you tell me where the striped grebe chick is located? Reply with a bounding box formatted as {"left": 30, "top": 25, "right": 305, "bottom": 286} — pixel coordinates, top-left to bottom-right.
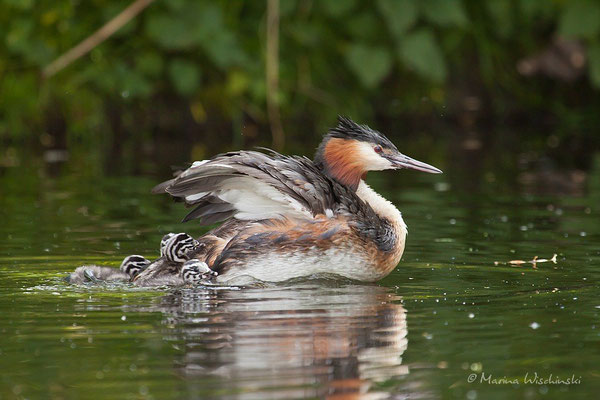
{"left": 160, "top": 233, "right": 200, "bottom": 262}
{"left": 67, "top": 233, "right": 214, "bottom": 285}
{"left": 120, "top": 255, "right": 151, "bottom": 278}
{"left": 136, "top": 116, "right": 441, "bottom": 285}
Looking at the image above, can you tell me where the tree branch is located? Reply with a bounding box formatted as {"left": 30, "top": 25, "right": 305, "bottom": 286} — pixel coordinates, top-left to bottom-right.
{"left": 43, "top": 0, "right": 155, "bottom": 78}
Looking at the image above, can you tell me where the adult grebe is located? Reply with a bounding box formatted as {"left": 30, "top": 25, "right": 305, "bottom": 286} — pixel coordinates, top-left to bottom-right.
{"left": 133, "top": 116, "right": 442, "bottom": 285}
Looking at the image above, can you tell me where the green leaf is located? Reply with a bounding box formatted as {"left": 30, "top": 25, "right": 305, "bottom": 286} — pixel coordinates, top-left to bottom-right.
{"left": 145, "top": 3, "right": 218, "bottom": 49}
{"left": 420, "top": 0, "right": 468, "bottom": 27}
{"left": 559, "top": 0, "right": 600, "bottom": 39}
{"left": 376, "top": 0, "right": 418, "bottom": 40}
{"left": 145, "top": 4, "right": 246, "bottom": 68}
{"left": 145, "top": 14, "right": 197, "bottom": 49}
{"left": 136, "top": 52, "right": 164, "bottom": 78}
{"left": 165, "top": 0, "right": 187, "bottom": 11}
{"left": 120, "top": 70, "right": 152, "bottom": 99}
{"left": 168, "top": 59, "right": 200, "bottom": 96}
{"left": 321, "top": 0, "right": 357, "bottom": 17}
{"left": 344, "top": 13, "right": 380, "bottom": 40}
{"left": 4, "top": 0, "right": 33, "bottom": 10}
{"left": 288, "top": 22, "right": 321, "bottom": 46}
{"left": 5, "top": 19, "right": 53, "bottom": 65}
{"left": 279, "top": 0, "right": 297, "bottom": 17}
{"left": 519, "top": 0, "right": 557, "bottom": 22}
{"left": 201, "top": 30, "right": 246, "bottom": 69}
{"left": 399, "top": 29, "right": 447, "bottom": 82}
{"left": 486, "top": 1, "right": 512, "bottom": 39}
{"left": 345, "top": 44, "right": 392, "bottom": 88}
{"left": 588, "top": 43, "right": 600, "bottom": 89}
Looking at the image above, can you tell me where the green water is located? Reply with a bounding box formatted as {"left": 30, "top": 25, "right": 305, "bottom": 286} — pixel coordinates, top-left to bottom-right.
{"left": 1, "top": 158, "right": 599, "bottom": 400}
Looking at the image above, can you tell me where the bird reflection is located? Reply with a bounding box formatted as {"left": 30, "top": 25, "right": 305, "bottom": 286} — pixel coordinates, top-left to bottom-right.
{"left": 142, "top": 283, "right": 408, "bottom": 399}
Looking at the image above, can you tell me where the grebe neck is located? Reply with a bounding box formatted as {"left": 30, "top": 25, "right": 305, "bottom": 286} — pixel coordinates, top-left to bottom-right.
{"left": 355, "top": 180, "right": 407, "bottom": 234}
{"left": 314, "top": 138, "right": 365, "bottom": 190}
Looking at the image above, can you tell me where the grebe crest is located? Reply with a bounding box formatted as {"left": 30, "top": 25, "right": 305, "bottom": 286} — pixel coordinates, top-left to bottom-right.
{"left": 314, "top": 116, "right": 441, "bottom": 190}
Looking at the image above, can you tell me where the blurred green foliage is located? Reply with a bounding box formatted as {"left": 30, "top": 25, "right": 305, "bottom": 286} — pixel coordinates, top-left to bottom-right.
{"left": 1, "top": 0, "right": 600, "bottom": 170}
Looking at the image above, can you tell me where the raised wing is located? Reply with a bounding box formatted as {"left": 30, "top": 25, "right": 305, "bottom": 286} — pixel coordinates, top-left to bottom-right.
{"left": 152, "top": 150, "right": 337, "bottom": 225}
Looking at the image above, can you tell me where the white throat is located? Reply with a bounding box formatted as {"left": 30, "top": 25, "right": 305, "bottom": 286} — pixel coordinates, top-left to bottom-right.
{"left": 356, "top": 180, "right": 407, "bottom": 235}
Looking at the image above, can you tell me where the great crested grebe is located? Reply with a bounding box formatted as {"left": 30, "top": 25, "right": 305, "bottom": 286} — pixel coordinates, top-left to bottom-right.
{"left": 67, "top": 117, "right": 441, "bottom": 286}
{"left": 128, "top": 116, "right": 442, "bottom": 285}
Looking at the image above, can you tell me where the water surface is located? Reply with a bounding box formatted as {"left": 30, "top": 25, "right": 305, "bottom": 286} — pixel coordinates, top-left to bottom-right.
{"left": 1, "top": 159, "right": 599, "bottom": 399}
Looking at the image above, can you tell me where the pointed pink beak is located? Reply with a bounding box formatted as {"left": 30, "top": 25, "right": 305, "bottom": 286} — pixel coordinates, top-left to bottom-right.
{"left": 388, "top": 153, "right": 443, "bottom": 174}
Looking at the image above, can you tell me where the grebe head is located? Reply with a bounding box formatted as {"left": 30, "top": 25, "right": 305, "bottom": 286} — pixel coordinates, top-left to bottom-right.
{"left": 160, "top": 232, "right": 200, "bottom": 263}
{"left": 314, "top": 116, "right": 442, "bottom": 189}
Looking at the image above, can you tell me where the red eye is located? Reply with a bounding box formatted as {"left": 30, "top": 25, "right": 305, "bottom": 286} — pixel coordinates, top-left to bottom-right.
{"left": 374, "top": 145, "right": 383, "bottom": 154}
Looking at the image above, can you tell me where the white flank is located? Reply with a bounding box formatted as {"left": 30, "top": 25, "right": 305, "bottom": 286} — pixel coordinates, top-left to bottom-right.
{"left": 217, "top": 247, "right": 381, "bottom": 284}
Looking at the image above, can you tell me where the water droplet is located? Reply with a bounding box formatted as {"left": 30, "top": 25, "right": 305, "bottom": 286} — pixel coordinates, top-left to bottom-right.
{"left": 468, "top": 313, "right": 475, "bottom": 319}
{"left": 434, "top": 182, "right": 450, "bottom": 192}
{"left": 529, "top": 322, "right": 540, "bottom": 329}
{"left": 470, "top": 362, "right": 482, "bottom": 372}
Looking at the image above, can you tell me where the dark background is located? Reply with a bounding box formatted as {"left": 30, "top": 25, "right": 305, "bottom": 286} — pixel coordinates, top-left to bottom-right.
{"left": 1, "top": 0, "right": 599, "bottom": 186}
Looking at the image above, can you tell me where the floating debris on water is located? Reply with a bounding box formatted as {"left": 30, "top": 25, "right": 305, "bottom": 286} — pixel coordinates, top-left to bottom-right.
{"left": 494, "top": 254, "right": 557, "bottom": 267}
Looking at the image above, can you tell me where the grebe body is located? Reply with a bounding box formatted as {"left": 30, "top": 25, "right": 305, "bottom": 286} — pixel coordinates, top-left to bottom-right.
{"left": 134, "top": 117, "right": 441, "bottom": 285}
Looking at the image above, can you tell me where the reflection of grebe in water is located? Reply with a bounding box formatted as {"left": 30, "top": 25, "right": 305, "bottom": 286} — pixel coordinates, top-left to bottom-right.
{"left": 136, "top": 284, "right": 409, "bottom": 399}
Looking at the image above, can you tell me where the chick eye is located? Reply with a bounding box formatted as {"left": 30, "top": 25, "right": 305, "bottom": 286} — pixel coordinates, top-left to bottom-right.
{"left": 374, "top": 145, "right": 383, "bottom": 154}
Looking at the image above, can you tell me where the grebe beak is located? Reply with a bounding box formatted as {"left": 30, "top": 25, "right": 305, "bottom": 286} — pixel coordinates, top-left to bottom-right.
{"left": 388, "top": 153, "right": 443, "bottom": 174}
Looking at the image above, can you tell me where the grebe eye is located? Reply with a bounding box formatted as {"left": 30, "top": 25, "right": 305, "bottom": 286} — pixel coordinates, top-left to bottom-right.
{"left": 374, "top": 145, "right": 383, "bottom": 154}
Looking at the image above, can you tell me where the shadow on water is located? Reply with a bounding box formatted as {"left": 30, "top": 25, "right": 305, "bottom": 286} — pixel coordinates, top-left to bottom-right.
{"left": 134, "top": 283, "right": 411, "bottom": 399}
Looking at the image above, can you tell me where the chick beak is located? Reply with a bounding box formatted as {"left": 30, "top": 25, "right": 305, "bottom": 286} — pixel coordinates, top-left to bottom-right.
{"left": 388, "top": 152, "right": 443, "bottom": 174}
